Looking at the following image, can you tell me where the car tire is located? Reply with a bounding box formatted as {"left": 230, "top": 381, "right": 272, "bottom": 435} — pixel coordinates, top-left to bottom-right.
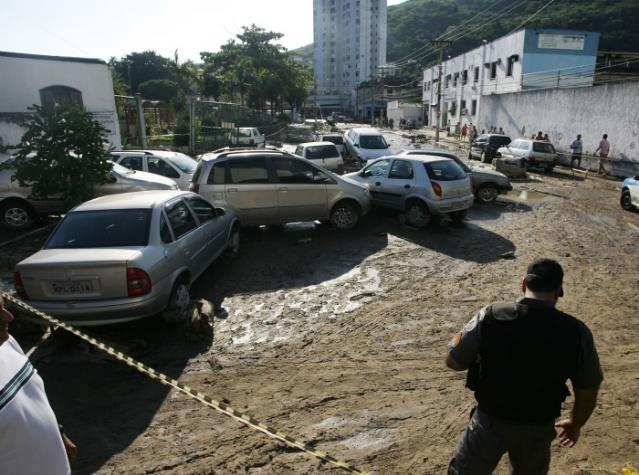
{"left": 0, "top": 200, "right": 36, "bottom": 230}
{"left": 621, "top": 189, "right": 635, "bottom": 210}
{"left": 544, "top": 164, "right": 554, "bottom": 173}
{"left": 476, "top": 184, "right": 499, "bottom": 204}
{"left": 405, "top": 200, "right": 430, "bottom": 228}
{"left": 226, "top": 224, "right": 240, "bottom": 257}
{"left": 330, "top": 201, "right": 359, "bottom": 230}
{"left": 162, "top": 276, "right": 191, "bottom": 324}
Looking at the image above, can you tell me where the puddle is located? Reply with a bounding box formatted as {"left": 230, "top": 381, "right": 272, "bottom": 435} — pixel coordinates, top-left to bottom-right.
{"left": 504, "top": 189, "right": 553, "bottom": 202}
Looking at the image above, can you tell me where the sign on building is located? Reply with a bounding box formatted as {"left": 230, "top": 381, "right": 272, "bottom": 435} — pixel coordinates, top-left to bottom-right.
{"left": 538, "top": 34, "right": 585, "bottom": 51}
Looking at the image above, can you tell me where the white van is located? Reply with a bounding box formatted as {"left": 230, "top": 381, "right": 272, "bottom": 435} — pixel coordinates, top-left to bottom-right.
{"left": 294, "top": 142, "right": 344, "bottom": 173}
{"left": 343, "top": 128, "right": 392, "bottom": 166}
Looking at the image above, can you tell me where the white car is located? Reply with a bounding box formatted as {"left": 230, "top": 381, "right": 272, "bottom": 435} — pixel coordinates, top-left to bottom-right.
{"left": 111, "top": 150, "right": 197, "bottom": 190}
{"left": 343, "top": 128, "right": 392, "bottom": 165}
{"left": 621, "top": 176, "right": 639, "bottom": 211}
{"left": 294, "top": 142, "right": 344, "bottom": 173}
{"left": 0, "top": 161, "right": 177, "bottom": 230}
{"left": 497, "top": 139, "right": 558, "bottom": 173}
{"left": 229, "top": 127, "right": 265, "bottom": 148}
{"left": 314, "top": 133, "right": 345, "bottom": 154}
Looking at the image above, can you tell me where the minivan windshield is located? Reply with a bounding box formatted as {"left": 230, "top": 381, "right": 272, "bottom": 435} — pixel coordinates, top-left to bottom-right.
{"left": 360, "top": 135, "right": 389, "bottom": 149}
{"left": 306, "top": 145, "right": 339, "bottom": 159}
{"left": 45, "top": 209, "right": 151, "bottom": 248}
{"left": 532, "top": 142, "right": 556, "bottom": 153}
{"left": 423, "top": 160, "right": 467, "bottom": 181}
{"left": 166, "top": 153, "right": 197, "bottom": 173}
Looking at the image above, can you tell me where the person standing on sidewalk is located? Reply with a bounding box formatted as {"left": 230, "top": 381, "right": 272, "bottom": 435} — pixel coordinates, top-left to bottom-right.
{"left": 446, "top": 258, "right": 603, "bottom": 475}
{"left": 595, "top": 134, "right": 610, "bottom": 175}
{"left": 461, "top": 123, "right": 468, "bottom": 141}
{"left": 0, "top": 295, "right": 78, "bottom": 475}
{"left": 570, "top": 134, "right": 583, "bottom": 169}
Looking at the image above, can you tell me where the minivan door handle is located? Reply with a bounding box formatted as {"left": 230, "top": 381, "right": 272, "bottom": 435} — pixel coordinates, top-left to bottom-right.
{"left": 375, "top": 182, "right": 381, "bottom": 186}
{"left": 404, "top": 184, "right": 411, "bottom": 189}
{"left": 278, "top": 187, "right": 288, "bottom": 191}
{"left": 227, "top": 187, "right": 238, "bottom": 192}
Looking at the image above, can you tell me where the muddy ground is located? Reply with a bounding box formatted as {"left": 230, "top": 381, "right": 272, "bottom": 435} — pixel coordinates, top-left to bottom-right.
{"left": 6, "top": 130, "right": 639, "bottom": 474}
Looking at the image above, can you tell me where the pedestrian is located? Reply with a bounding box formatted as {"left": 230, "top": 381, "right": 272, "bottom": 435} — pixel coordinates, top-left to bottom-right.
{"left": 461, "top": 123, "right": 468, "bottom": 140}
{"left": 498, "top": 127, "right": 504, "bottom": 135}
{"left": 446, "top": 258, "right": 603, "bottom": 475}
{"left": 0, "top": 295, "right": 78, "bottom": 474}
{"left": 481, "top": 129, "right": 486, "bottom": 135}
{"left": 543, "top": 133, "right": 550, "bottom": 142}
{"left": 595, "top": 134, "right": 610, "bottom": 175}
{"left": 536, "top": 131, "right": 544, "bottom": 140}
{"left": 389, "top": 118, "right": 394, "bottom": 130}
{"left": 570, "top": 134, "right": 583, "bottom": 169}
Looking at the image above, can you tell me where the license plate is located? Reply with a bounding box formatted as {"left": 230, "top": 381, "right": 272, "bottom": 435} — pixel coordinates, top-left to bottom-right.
{"left": 51, "top": 280, "right": 94, "bottom": 295}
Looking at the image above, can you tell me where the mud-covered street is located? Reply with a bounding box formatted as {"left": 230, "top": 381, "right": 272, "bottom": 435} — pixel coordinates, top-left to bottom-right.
{"left": 8, "top": 130, "right": 639, "bottom": 474}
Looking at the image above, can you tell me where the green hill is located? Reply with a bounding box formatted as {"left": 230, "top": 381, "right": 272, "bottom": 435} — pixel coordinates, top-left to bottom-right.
{"left": 387, "top": 0, "right": 639, "bottom": 66}
{"left": 293, "top": 0, "right": 639, "bottom": 69}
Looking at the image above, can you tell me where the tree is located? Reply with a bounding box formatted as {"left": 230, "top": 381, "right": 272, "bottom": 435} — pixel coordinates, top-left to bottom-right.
{"left": 138, "top": 79, "right": 186, "bottom": 110}
{"left": 10, "top": 105, "right": 112, "bottom": 206}
{"left": 110, "top": 51, "right": 174, "bottom": 94}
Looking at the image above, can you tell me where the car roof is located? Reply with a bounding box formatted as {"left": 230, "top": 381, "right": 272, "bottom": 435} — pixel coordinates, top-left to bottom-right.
{"left": 298, "top": 141, "right": 338, "bottom": 147}
{"left": 72, "top": 190, "right": 190, "bottom": 211}
{"left": 199, "top": 148, "right": 287, "bottom": 162}
{"left": 349, "top": 128, "right": 382, "bottom": 136}
{"left": 370, "top": 154, "right": 453, "bottom": 164}
{"left": 317, "top": 133, "right": 341, "bottom": 138}
{"left": 400, "top": 148, "right": 458, "bottom": 157}
{"left": 113, "top": 150, "right": 191, "bottom": 159}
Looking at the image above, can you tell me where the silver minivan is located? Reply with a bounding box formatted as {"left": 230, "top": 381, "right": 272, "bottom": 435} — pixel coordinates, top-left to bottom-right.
{"left": 14, "top": 191, "right": 239, "bottom": 326}
{"left": 345, "top": 155, "right": 474, "bottom": 228}
{"left": 497, "top": 139, "right": 558, "bottom": 173}
{"left": 191, "top": 149, "right": 371, "bottom": 229}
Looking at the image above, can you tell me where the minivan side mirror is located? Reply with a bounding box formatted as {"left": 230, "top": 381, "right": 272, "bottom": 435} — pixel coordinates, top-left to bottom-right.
{"left": 354, "top": 143, "right": 359, "bottom": 148}
{"left": 215, "top": 207, "right": 226, "bottom": 217}
{"left": 360, "top": 169, "right": 373, "bottom": 177}
{"left": 107, "top": 173, "right": 118, "bottom": 184}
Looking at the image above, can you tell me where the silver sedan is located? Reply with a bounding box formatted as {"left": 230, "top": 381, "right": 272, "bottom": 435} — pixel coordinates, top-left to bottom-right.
{"left": 14, "top": 190, "right": 239, "bottom": 326}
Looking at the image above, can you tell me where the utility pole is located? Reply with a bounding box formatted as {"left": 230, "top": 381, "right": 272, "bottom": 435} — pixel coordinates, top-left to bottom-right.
{"left": 431, "top": 40, "right": 452, "bottom": 143}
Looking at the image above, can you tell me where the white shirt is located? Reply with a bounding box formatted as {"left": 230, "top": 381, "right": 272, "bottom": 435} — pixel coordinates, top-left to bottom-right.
{"left": 0, "top": 336, "right": 70, "bottom": 475}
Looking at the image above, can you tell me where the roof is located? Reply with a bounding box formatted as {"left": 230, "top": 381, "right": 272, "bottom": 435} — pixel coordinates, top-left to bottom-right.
{"left": 371, "top": 154, "right": 453, "bottom": 164}
{"left": 298, "top": 141, "right": 338, "bottom": 147}
{"left": 199, "top": 148, "right": 286, "bottom": 162}
{"left": 73, "top": 191, "right": 188, "bottom": 211}
{"left": 350, "top": 128, "right": 383, "bottom": 136}
{"left": 0, "top": 51, "right": 106, "bottom": 65}
{"left": 401, "top": 147, "right": 457, "bottom": 157}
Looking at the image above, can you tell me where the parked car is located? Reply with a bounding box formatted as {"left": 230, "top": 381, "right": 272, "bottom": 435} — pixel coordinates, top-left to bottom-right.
{"left": 13, "top": 190, "right": 239, "bottom": 326}
{"left": 229, "top": 127, "right": 265, "bottom": 148}
{"left": 0, "top": 161, "right": 178, "bottom": 230}
{"left": 191, "top": 148, "right": 370, "bottom": 229}
{"left": 399, "top": 148, "right": 513, "bottom": 203}
{"left": 497, "top": 139, "right": 558, "bottom": 173}
{"left": 621, "top": 175, "right": 639, "bottom": 211}
{"left": 343, "top": 128, "right": 392, "bottom": 165}
{"left": 469, "top": 134, "right": 512, "bottom": 163}
{"left": 345, "top": 155, "right": 474, "bottom": 228}
{"left": 314, "top": 133, "right": 345, "bottom": 154}
{"left": 294, "top": 142, "right": 344, "bottom": 173}
{"left": 111, "top": 150, "right": 197, "bottom": 190}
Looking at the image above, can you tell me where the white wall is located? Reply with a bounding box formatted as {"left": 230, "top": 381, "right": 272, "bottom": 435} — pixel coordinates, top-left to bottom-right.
{"left": 386, "top": 100, "right": 422, "bottom": 123}
{"left": 0, "top": 55, "right": 121, "bottom": 153}
{"left": 478, "top": 81, "right": 639, "bottom": 166}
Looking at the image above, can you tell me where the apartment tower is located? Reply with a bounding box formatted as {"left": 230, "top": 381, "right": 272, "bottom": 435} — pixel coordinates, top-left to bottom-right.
{"left": 313, "top": 0, "right": 387, "bottom": 112}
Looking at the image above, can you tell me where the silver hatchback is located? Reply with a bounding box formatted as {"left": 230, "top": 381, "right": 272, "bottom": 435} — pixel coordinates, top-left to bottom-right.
{"left": 345, "top": 155, "right": 474, "bottom": 228}
{"left": 191, "top": 149, "right": 370, "bottom": 229}
{"left": 14, "top": 191, "right": 239, "bottom": 326}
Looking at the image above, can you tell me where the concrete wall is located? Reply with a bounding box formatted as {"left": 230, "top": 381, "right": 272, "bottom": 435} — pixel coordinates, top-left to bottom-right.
{"left": 0, "top": 54, "right": 121, "bottom": 154}
{"left": 386, "top": 101, "right": 423, "bottom": 123}
{"left": 477, "top": 81, "right": 639, "bottom": 175}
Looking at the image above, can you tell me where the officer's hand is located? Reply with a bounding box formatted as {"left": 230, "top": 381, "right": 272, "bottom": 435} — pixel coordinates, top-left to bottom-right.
{"left": 555, "top": 419, "right": 580, "bottom": 447}
{"left": 62, "top": 433, "right": 78, "bottom": 465}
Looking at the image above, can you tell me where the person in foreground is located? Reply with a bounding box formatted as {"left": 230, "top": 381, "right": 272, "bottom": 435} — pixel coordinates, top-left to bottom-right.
{"left": 446, "top": 258, "right": 603, "bottom": 475}
{"left": 0, "top": 295, "right": 77, "bottom": 475}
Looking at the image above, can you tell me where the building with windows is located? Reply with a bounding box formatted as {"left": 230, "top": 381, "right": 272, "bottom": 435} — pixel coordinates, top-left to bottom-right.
{"left": 312, "top": 0, "right": 387, "bottom": 113}
{"left": 0, "top": 51, "right": 121, "bottom": 158}
{"left": 422, "top": 29, "right": 600, "bottom": 129}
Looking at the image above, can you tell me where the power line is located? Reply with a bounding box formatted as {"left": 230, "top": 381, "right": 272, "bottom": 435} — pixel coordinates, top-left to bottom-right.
{"left": 506, "top": 0, "right": 560, "bottom": 35}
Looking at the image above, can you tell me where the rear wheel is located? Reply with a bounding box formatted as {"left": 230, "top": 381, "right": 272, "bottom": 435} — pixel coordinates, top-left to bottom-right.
{"left": 405, "top": 201, "right": 430, "bottom": 228}
{"left": 621, "top": 190, "right": 634, "bottom": 210}
{"left": 330, "top": 201, "right": 359, "bottom": 229}
{"left": 476, "top": 184, "right": 499, "bottom": 204}
{"left": 0, "top": 200, "right": 36, "bottom": 230}
{"left": 162, "top": 276, "right": 191, "bottom": 324}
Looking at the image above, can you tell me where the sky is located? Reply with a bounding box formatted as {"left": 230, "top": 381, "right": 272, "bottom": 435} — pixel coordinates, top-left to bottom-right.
{"left": 2, "top": 0, "right": 408, "bottom": 63}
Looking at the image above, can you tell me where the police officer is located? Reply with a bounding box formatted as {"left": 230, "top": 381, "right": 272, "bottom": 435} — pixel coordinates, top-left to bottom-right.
{"left": 446, "top": 258, "right": 603, "bottom": 475}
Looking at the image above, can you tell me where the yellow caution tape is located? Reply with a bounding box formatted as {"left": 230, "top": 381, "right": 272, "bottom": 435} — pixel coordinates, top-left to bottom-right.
{"left": 3, "top": 292, "right": 369, "bottom": 475}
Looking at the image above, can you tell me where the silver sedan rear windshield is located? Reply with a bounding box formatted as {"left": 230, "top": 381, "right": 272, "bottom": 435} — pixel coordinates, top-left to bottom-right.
{"left": 45, "top": 209, "right": 151, "bottom": 249}
{"left": 423, "top": 160, "right": 467, "bottom": 181}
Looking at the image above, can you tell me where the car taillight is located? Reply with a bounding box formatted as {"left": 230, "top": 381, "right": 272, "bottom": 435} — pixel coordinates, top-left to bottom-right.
{"left": 190, "top": 183, "right": 199, "bottom": 193}
{"left": 13, "top": 271, "right": 28, "bottom": 300}
{"left": 127, "top": 268, "right": 152, "bottom": 297}
{"left": 431, "top": 180, "right": 442, "bottom": 198}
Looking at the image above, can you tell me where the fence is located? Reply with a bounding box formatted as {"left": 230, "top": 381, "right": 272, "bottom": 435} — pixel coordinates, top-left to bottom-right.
{"left": 114, "top": 95, "right": 282, "bottom": 154}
